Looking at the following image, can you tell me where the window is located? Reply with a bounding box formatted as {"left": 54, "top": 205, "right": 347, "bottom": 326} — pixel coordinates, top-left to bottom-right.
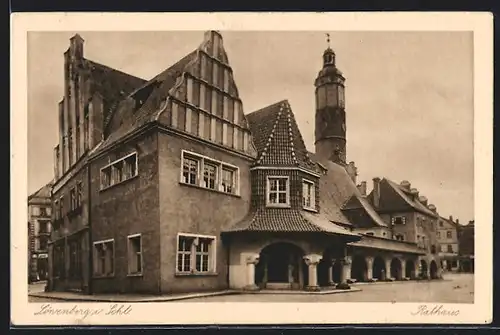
{"left": 196, "top": 238, "right": 211, "bottom": 272}
{"left": 100, "top": 153, "right": 138, "bottom": 190}
{"left": 395, "top": 234, "right": 405, "bottom": 241}
{"left": 447, "top": 245, "right": 453, "bottom": 253}
{"left": 180, "top": 151, "right": 239, "bottom": 195}
{"left": 176, "top": 234, "right": 216, "bottom": 274}
{"left": 302, "top": 179, "right": 316, "bottom": 210}
{"left": 128, "top": 234, "right": 142, "bottom": 275}
{"left": 38, "top": 221, "right": 49, "bottom": 234}
{"left": 177, "top": 236, "right": 193, "bottom": 272}
{"left": 439, "top": 221, "right": 443, "bottom": 227}
{"left": 182, "top": 156, "right": 199, "bottom": 185}
{"left": 203, "top": 163, "right": 217, "bottom": 189}
{"left": 59, "top": 197, "right": 64, "bottom": 219}
{"left": 32, "top": 206, "right": 40, "bottom": 217}
{"left": 267, "top": 176, "right": 290, "bottom": 207}
{"left": 68, "top": 239, "right": 82, "bottom": 279}
{"left": 93, "top": 240, "right": 114, "bottom": 276}
{"left": 38, "top": 236, "right": 48, "bottom": 250}
{"left": 221, "top": 168, "right": 235, "bottom": 194}
{"left": 70, "top": 187, "right": 77, "bottom": 211}
{"left": 39, "top": 207, "right": 48, "bottom": 217}
{"left": 446, "top": 231, "right": 452, "bottom": 239}
{"left": 392, "top": 216, "right": 406, "bottom": 225}
{"left": 437, "top": 231, "right": 441, "bottom": 238}
{"left": 76, "top": 182, "right": 83, "bottom": 208}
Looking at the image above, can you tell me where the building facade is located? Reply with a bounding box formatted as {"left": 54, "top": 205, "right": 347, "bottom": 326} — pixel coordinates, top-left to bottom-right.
{"left": 437, "top": 216, "right": 460, "bottom": 271}
{"left": 47, "top": 31, "right": 446, "bottom": 294}
{"left": 28, "top": 182, "right": 53, "bottom": 282}
{"left": 458, "top": 220, "right": 475, "bottom": 273}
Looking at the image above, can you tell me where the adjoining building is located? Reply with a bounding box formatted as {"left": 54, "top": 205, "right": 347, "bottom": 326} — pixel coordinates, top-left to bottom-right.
{"left": 458, "top": 220, "right": 475, "bottom": 273}
{"left": 437, "top": 215, "right": 460, "bottom": 272}
{"left": 47, "top": 31, "right": 444, "bottom": 294}
{"left": 28, "top": 181, "right": 53, "bottom": 282}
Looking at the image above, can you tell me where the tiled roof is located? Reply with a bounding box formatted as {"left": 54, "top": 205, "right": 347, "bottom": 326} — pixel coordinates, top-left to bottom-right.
{"left": 343, "top": 195, "right": 388, "bottom": 227}
{"left": 91, "top": 51, "right": 197, "bottom": 155}
{"left": 384, "top": 178, "right": 438, "bottom": 217}
{"left": 246, "top": 100, "right": 319, "bottom": 172}
{"left": 307, "top": 153, "right": 359, "bottom": 226}
{"left": 349, "top": 235, "right": 425, "bottom": 255}
{"left": 224, "top": 208, "right": 360, "bottom": 240}
{"left": 84, "top": 59, "right": 147, "bottom": 129}
{"left": 28, "top": 181, "right": 53, "bottom": 201}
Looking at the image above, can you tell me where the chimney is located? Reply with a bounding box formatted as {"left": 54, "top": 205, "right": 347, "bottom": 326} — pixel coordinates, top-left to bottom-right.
{"left": 400, "top": 180, "right": 411, "bottom": 190}
{"left": 456, "top": 219, "right": 460, "bottom": 225}
{"left": 346, "top": 161, "right": 358, "bottom": 184}
{"left": 410, "top": 188, "right": 419, "bottom": 199}
{"left": 419, "top": 195, "right": 428, "bottom": 206}
{"left": 357, "top": 181, "right": 367, "bottom": 196}
{"left": 449, "top": 215, "right": 454, "bottom": 222}
{"left": 372, "top": 177, "right": 381, "bottom": 208}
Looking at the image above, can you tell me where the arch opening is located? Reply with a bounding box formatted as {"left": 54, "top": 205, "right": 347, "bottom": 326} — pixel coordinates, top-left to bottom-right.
{"left": 430, "top": 260, "right": 439, "bottom": 279}
{"left": 419, "top": 259, "right": 428, "bottom": 279}
{"left": 351, "top": 255, "right": 368, "bottom": 282}
{"left": 390, "top": 258, "right": 402, "bottom": 280}
{"left": 255, "top": 242, "right": 306, "bottom": 290}
{"left": 405, "top": 259, "right": 416, "bottom": 279}
{"left": 372, "top": 256, "right": 386, "bottom": 280}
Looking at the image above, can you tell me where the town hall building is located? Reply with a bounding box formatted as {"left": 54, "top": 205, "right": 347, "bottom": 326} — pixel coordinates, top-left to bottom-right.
{"left": 47, "top": 31, "right": 443, "bottom": 294}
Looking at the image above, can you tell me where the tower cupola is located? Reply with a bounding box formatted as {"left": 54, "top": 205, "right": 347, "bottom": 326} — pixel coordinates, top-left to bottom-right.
{"left": 314, "top": 33, "right": 347, "bottom": 164}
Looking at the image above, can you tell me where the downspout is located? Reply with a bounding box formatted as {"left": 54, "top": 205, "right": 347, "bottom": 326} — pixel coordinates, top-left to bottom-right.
{"left": 87, "top": 165, "right": 93, "bottom": 294}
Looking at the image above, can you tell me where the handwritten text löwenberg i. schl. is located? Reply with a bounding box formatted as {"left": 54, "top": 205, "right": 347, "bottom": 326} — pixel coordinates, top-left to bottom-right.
{"left": 34, "top": 304, "right": 132, "bottom": 319}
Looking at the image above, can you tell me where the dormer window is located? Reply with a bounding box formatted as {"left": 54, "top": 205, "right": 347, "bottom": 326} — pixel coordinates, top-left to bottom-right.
{"left": 391, "top": 216, "right": 406, "bottom": 225}
{"left": 266, "top": 176, "right": 290, "bottom": 207}
{"left": 302, "top": 179, "right": 316, "bottom": 211}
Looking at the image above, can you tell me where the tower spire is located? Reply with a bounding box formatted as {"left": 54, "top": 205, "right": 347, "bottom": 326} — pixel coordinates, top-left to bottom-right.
{"left": 326, "top": 33, "right": 331, "bottom": 48}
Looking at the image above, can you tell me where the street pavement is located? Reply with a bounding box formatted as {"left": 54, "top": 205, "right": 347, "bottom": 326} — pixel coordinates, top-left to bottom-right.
{"left": 28, "top": 273, "right": 474, "bottom": 304}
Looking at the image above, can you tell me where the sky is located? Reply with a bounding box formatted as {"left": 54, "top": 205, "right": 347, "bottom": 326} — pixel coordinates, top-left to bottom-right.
{"left": 27, "top": 31, "right": 474, "bottom": 223}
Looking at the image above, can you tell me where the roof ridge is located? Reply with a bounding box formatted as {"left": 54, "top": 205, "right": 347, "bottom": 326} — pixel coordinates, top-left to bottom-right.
{"left": 86, "top": 59, "right": 147, "bottom": 83}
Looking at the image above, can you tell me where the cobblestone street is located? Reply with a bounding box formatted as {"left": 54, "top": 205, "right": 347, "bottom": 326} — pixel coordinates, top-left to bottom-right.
{"left": 28, "top": 273, "right": 473, "bottom": 304}
{"left": 179, "top": 273, "right": 474, "bottom": 303}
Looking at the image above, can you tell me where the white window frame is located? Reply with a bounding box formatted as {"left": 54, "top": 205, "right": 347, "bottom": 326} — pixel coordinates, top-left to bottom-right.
{"left": 176, "top": 233, "right": 217, "bottom": 275}
{"left": 266, "top": 176, "right": 290, "bottom": 208}
{"left": 302, "top": 178, "right": 316, "bottom": 211}
{"left": 391, "top": 216, "right": 406, "bottom": 225}
{"left": 93, "top": 239, "right": 115, "bottom": 277}
{"left": 180, "top": 150, "right": 240, "bottom": 196}
{"left": 127, "top": 233, "right": 143, "bottom": 276}
{"left": 100, "top": 152, "right": 139, "bottom": 191}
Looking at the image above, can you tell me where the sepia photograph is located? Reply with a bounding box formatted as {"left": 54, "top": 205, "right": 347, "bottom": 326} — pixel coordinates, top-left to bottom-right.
{"left": 12, "top": 12, "right": 492, "bottom": 325}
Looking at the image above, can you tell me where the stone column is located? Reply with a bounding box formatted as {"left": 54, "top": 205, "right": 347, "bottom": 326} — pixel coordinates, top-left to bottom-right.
{"left": 365, "top": 256, "right": 374, "bottom": 281}
{"left": 385, "top": 258, "right": 392, "bottom": 280}
{"left": 303, "top": 254, "right": 322, "bottom": 291}
{"left": 327, "top": 259, "right": 336, "bottom": 286}
{"left": 245, "top": 253, "right": 260, "bottom": 290}
{"left": 399, "top": 258, "right": 406, "bottom": 280}
{"left": 340, "top": 256, "right": 352, "bottom": 284}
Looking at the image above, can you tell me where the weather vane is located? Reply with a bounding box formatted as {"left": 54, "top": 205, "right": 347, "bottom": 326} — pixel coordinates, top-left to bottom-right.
{"left": 326, "top": 33, "right": 331, "bottom": 47}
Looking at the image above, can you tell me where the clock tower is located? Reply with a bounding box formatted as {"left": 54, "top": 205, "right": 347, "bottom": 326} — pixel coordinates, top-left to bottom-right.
{"left": 314, "top": 39, "right": 347, "bottom": 164}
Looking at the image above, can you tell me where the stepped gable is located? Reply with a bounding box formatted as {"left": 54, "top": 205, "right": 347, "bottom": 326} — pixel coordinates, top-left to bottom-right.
{"left": 223, "top": 208, "right": 360, "bottom": 240}
{"left": 246, "top": 100, "right": 319, "bottom": 172}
